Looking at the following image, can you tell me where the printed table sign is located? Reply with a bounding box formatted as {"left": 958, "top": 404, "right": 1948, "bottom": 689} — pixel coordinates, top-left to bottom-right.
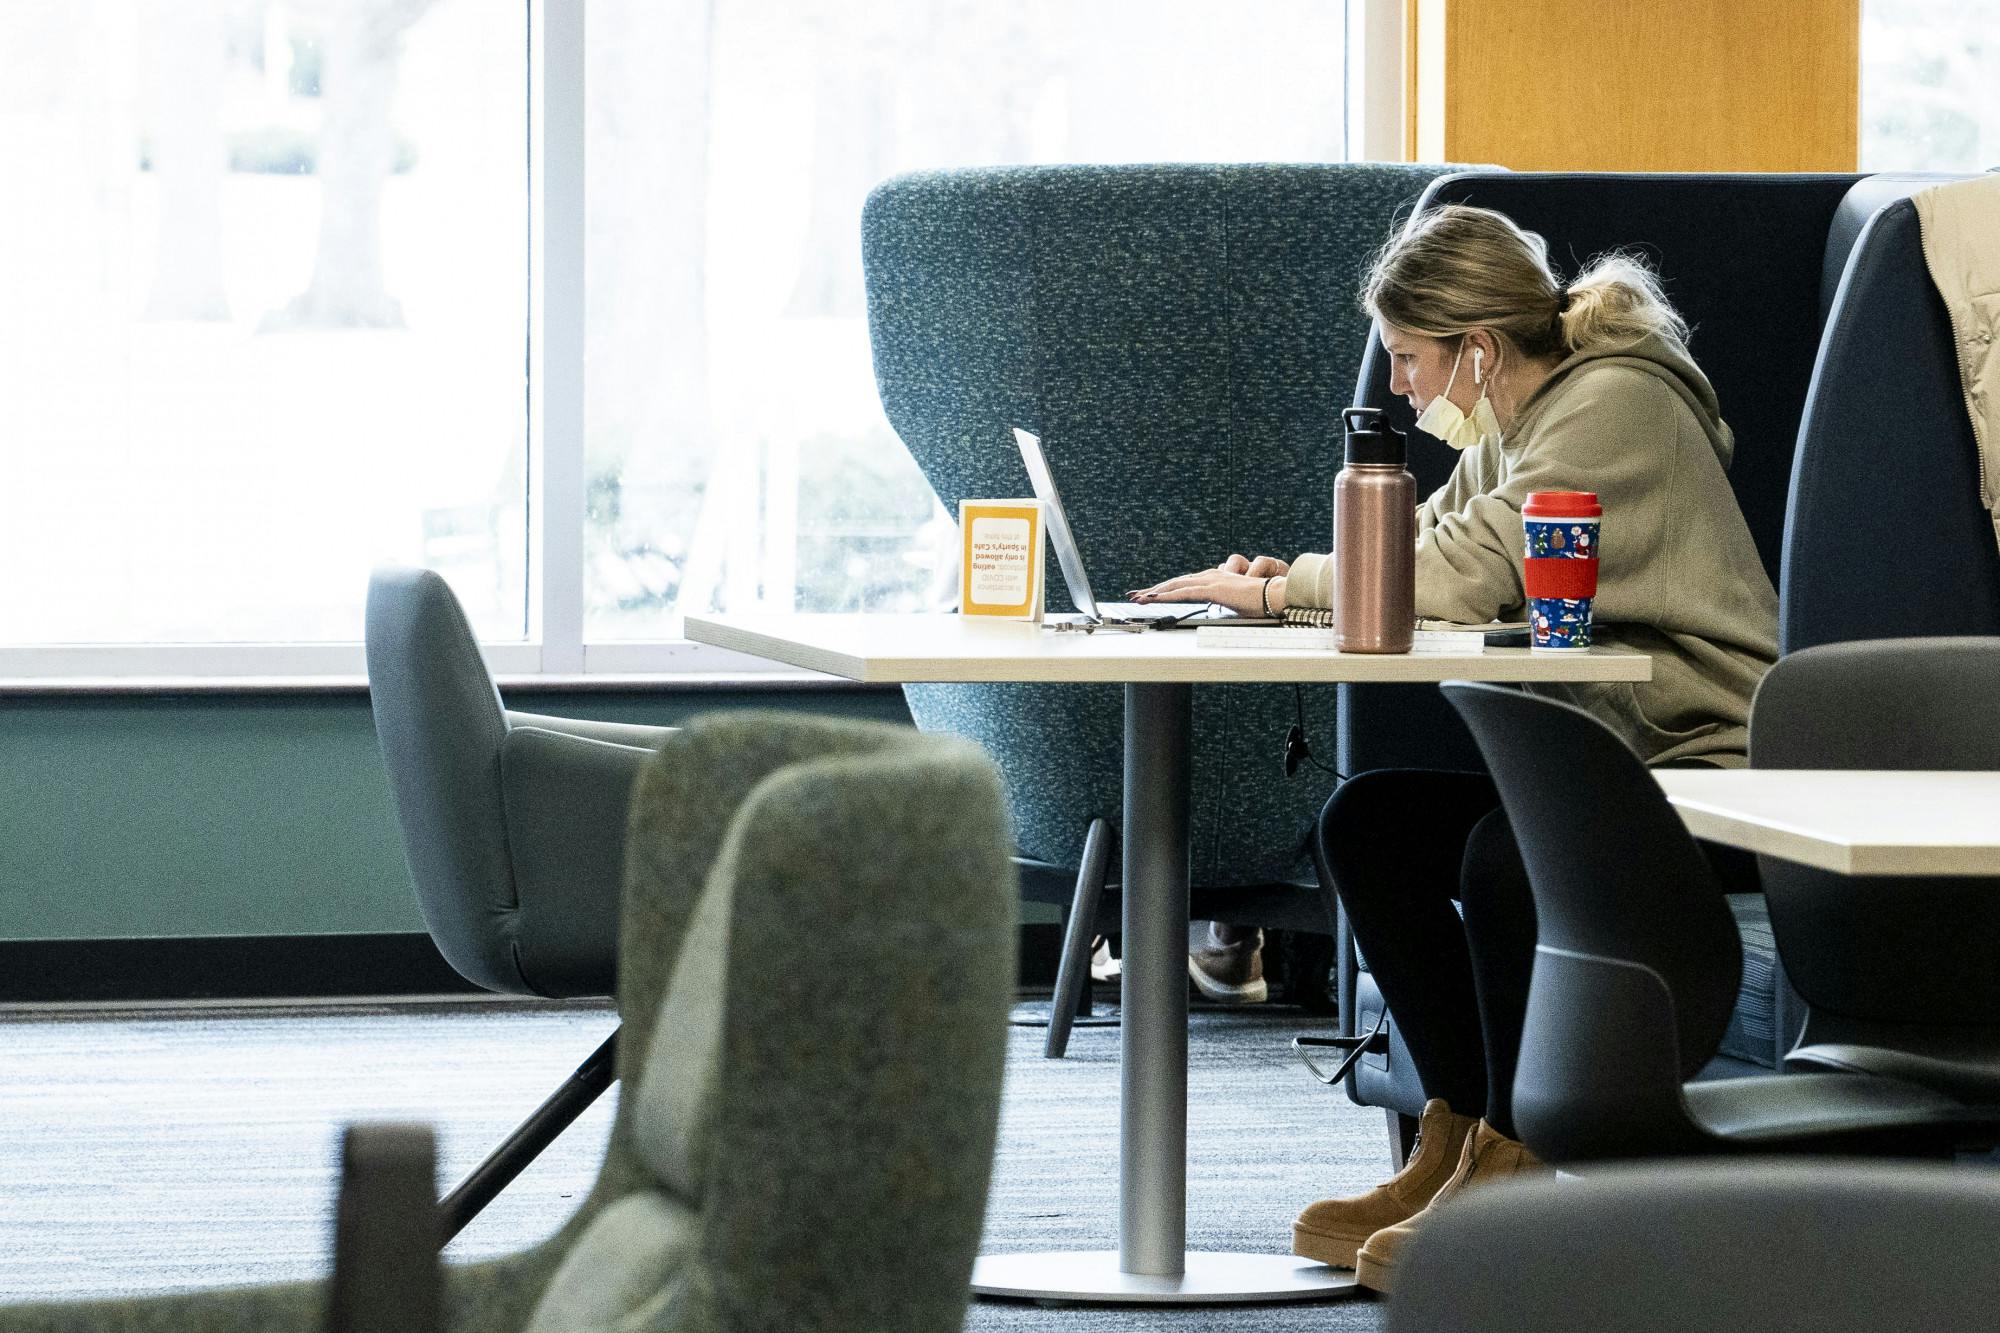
{"left": 960, "top": 499, "right": 1044, "bottom": 620}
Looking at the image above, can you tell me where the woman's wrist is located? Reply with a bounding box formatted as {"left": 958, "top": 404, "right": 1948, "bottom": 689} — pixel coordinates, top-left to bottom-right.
{"left": 1266, "top": 576, "right": 1287, "bottom": 615}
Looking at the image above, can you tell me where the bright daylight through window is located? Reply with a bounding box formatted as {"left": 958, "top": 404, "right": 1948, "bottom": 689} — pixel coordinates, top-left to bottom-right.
{"left": 1860, "top": 0, "right": 2000, "bottom": 170}
{"left": 1, "top": 2, "right": 1349, "bottom": 673}
{"left": 582, "top": 0, "right": 1350, "bottom": 643}
{"left": 0, "top": 1, "right": 528, "bottom": 653}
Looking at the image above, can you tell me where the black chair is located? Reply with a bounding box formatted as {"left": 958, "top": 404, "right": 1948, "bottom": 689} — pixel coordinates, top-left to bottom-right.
{"left": 1440, "top": 680, "right": 1978, "bottom": 1164}
{"left": 1751, "top": 638, "right": 2000, "bottom": 1103}
{"left": 1388, "top": 1161, "right": 2000, "bottom": 1333}
{"left": 365, "top": 567, "right": 671, "bottom": 1238}
{"left": 1333, "top": 171, "right": 1871, "bottom": 1147}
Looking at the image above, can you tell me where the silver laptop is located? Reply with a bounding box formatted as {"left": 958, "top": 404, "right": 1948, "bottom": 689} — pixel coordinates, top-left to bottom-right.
{"left": 1011, "top": 427, "right": 1256, "bottom": 629}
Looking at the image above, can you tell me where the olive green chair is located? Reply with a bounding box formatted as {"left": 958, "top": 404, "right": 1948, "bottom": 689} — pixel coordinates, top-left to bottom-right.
{"left": 0, "top": 713, "right": 1017, "bottom": 1333}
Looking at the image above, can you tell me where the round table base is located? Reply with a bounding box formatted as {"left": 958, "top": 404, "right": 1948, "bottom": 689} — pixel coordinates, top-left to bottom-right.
{"left": 971, "top": 1250, "right": 1361, "bottom": 1304}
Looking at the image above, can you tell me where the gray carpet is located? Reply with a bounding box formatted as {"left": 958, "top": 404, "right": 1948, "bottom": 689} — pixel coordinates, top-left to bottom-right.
{"left": 0, "top": 995, "right": 1392, "bottom": 1329}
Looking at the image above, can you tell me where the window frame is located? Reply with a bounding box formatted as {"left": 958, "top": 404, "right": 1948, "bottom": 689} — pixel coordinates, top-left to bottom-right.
{"left": 3, "top": 0, "right": 1402, "bottom": 686}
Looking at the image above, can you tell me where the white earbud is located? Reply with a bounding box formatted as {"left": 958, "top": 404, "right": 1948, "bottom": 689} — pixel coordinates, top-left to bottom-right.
{"left": 1472, "top": 346, "right": 1485, "bottom": 385}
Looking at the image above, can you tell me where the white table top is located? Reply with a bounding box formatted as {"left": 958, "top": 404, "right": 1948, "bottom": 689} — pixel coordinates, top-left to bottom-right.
{"left": 1656, "top": 769, "right": 2000, "bottom": 877}
{"left": 684, "top": 613, "right": 1654, "bottom": 685}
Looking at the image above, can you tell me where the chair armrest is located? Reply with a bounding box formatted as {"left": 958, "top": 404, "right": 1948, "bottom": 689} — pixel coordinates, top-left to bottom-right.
{"left": 504, "top": 711, "right": 675, "bottom": 751}
{"left": 0, "top": 1129, "right": 441, "bottom": 1333}
{"left": 498, "top": 726, "right": 656, "bottom": 997}
{"left": 328, "top": 1124, "right": 440, "bottom": 1333}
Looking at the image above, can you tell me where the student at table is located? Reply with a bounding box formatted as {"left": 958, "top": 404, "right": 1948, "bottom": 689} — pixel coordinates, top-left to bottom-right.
{"left": 1132, "top": 204, "right": 1776, "bottom": 1293}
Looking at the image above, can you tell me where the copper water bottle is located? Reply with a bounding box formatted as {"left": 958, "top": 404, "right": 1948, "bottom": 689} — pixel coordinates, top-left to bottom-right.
{"left": 1334, "top": 407, "right": 1416, "bottom": 653}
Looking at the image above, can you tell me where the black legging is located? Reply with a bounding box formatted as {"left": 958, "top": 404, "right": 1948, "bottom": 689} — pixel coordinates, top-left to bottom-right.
{"left": 1319, "top": 767, "right": 1758, "bottom": 1140}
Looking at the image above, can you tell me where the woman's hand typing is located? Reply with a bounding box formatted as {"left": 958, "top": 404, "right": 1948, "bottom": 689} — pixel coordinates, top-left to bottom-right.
{"left": 1129, "top": 554, "right": 1290, "bottom": 617}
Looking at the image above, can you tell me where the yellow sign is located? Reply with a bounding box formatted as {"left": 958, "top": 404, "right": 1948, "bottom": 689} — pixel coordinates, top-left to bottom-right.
{"left": 960, "top": 499, "right": 1044, "bottom": 620}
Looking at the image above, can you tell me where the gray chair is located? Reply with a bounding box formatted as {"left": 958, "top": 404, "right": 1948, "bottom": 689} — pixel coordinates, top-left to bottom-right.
{"left": 1333, "top": 171, "right": 1880, "bottom": 1148}
{"left": 1442, "top": 681, "right": 1978, "bottom": 1165}
{"left": 0, "top": 712, "right": 1017, "bottom": 1333}
{"left": 365, "top": 566, "right": 672, "bottom": 1235}
{"left": 861, "top": 162, "right": 1469, "bottom": 1047}
{"left": 1751, "top": 637, "right": 2000, "bottom": 1103}
{"left": 1388, "top": 1161, "right": 2000, "bottom": 1332}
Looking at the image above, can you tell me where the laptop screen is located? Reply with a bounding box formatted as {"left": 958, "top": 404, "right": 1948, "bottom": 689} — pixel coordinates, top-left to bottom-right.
{"left": 1012, "top": 427, "right": 1102, "bottom": 619}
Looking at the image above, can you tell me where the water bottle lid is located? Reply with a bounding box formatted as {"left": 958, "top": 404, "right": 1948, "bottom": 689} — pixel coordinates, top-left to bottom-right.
{"left": 1342, "top": 407, "right": 1406, "bottom": 466}
{"left": 1523, "top": 490, "right": 1602, "bottom": 518}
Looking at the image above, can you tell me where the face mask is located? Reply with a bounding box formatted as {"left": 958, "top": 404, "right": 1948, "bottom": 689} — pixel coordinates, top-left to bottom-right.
{"left": 1413, "top": 340, "right": 1503, "bottom": 451}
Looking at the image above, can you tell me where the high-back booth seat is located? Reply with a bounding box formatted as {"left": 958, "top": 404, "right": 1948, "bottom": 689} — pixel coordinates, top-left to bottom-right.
{"left": 1333, "top": 172, "right": 1889, "bottom": 1135}
{"left": 860, "top": 163, "right": 1467, "bottom": 971}
{"left": 0, "top": 714, "right": 1017, "bottom": 1333}
{"left": 1781, "top": 173, "right": 2000, "bottom": 652}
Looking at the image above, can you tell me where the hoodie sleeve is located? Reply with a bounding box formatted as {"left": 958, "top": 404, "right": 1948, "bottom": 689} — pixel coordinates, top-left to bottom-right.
{"left": 1413, "top": 365, "right": 1687, "bottom": 625}
{"left": 1417, "top": 442, "right": 1495, "bottom": 541}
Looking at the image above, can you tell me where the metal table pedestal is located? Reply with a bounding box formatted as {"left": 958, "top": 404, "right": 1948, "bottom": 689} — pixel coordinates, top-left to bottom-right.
{"left": 971, "top": 683, "right": 1357, "bottom": 1305}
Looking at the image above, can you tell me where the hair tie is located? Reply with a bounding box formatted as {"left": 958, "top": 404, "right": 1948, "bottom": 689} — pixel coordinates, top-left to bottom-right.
{"left": 1555, "top": 283, "right": 1571, "bottom": 308}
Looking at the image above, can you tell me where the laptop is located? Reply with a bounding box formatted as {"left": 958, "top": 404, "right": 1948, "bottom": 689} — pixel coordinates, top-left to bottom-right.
{"left": 1012, "top": 427, "right": 1268, "bottom": 629}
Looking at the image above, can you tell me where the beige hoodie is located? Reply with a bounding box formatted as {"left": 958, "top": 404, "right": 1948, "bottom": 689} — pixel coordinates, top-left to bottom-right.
{"left": 1290, "top": 333, "right": 1777, "bottom": 767}
{"left": 1914, "top": 173, "right": 2000, "bottom": 555}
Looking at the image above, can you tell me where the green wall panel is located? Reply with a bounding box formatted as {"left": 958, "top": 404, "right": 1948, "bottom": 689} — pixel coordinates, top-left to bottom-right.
{"left": 0, "top": 686, "right": 911, "bottom": 942}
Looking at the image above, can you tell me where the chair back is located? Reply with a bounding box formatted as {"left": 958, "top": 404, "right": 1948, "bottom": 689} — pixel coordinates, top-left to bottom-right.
{"left": 1751, "top": 637, "right": 2000, "bottom": 1025}
{"left": 1388, "top": 1161, "right": 2000, "bottom": 1333}
{"left": 862, "top": 162, "right": 1459, "bottom": 883}
{"left": 1443, "top": 682, "right": 1742, "bottom": 1160}
{"left": 1343, "top": 171, "right": 1862, "bottom": 775}
{"left": 521, "top": 713, "right": 1015, "bottom": 1333}
{"left": 364, "top": 567, "right": 522, "bottom": 993}
{"left": 1781, "top": 176, "right": 2000, "bottom": 652}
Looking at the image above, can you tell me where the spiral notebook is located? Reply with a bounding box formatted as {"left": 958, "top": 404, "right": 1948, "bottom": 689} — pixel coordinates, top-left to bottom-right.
{"left": 1194, "top": 618, "right": 1529, "bottom": 653}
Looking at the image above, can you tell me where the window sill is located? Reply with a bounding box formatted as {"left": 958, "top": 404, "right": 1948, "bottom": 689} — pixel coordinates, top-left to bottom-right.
{"left": 0, "top": 671, "right": 893, "bottom": 698}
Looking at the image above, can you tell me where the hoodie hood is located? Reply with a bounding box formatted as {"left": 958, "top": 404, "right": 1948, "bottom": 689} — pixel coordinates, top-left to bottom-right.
{"left": 1512, "top": 331, "right": 1734, "bottom": 470}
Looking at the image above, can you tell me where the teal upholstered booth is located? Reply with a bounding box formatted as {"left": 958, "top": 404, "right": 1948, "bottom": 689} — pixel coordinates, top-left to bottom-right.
{"left": 860, "top": 163, "right": 1470, "bottom": 998}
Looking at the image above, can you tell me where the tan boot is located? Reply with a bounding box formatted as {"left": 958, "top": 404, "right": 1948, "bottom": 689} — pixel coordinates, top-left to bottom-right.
{"left": 1290, "top": 1099, "right": 1478, "bottom": 1268}
{"left": 1353, "top": 1117, "right": 1546, "bottom": 1294}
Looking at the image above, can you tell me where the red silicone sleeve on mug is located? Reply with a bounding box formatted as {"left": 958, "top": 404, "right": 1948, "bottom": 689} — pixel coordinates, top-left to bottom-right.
{"left": 1523, "top": 557, "right": 1599, "bottom": 599}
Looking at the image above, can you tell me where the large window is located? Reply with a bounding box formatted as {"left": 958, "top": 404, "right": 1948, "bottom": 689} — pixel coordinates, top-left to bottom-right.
{"left": 1860, "top": 0, "right": 2000, "bottom": 171}
{"left": 4, "top": 1, "right": 1352, "bottom": 678}
{"left": 582, "top": 0, "right": 1351, "bottom": 645}
{"left": 0, "top": 0, "right": 528, "bottom": 663}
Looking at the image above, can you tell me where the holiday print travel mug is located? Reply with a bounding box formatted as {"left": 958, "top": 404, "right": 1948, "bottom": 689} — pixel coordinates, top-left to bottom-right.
{"left": 1522, "top": 491, "right": 1602, "bottom": 651}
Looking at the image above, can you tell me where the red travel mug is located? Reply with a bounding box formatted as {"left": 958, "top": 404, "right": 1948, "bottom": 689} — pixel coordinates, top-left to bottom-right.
{"left": 1522, "top": 491, "right": 1602, "bottom": 651}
